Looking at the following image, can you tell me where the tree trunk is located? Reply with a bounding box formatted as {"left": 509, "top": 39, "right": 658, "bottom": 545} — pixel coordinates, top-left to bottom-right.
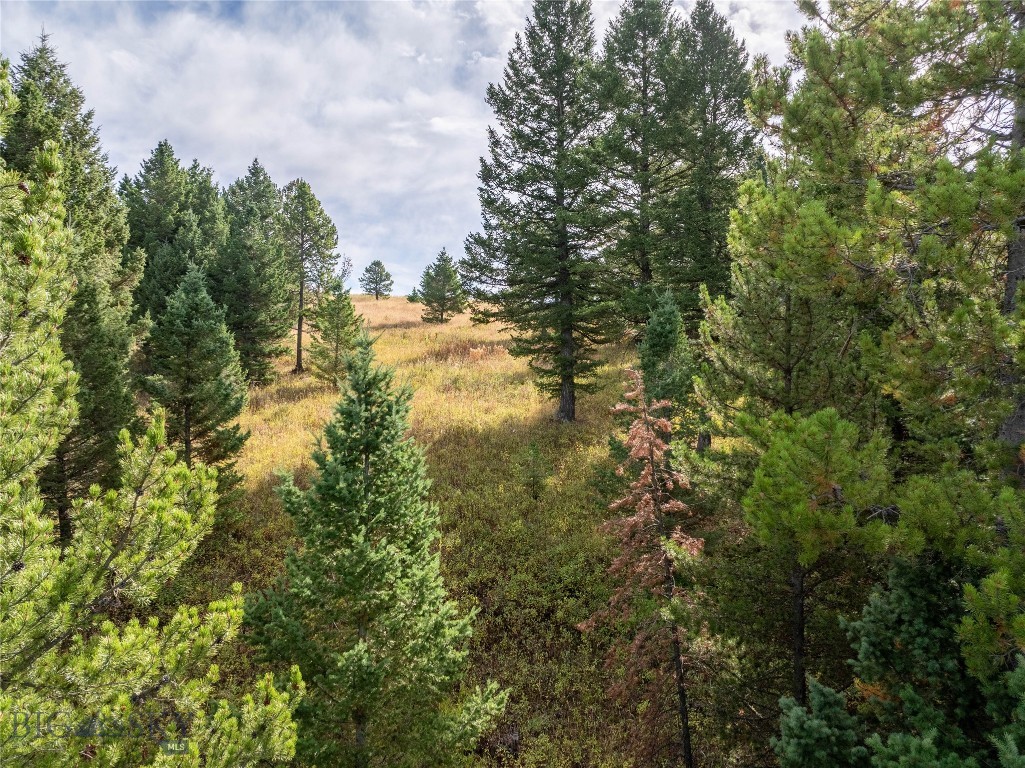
{"left": 663, "top": 555, "right": 695, "bottom": 768}
{"left": 1000, "top": 7, "right": 1025, "bottom": 469}
{"left": 354, "top": 611, "right": 369, "bottom": 767}
{"left": 558, "top": 368, "right": 576, "bottom": 422}
{"left": 53, "top": 448, "right": 71, "bottom": 558}
{"left": 696, "top": 429, "right": 711, "bottom": 454}
{"left": 295, "top": 279, "right": 305, "bottom": 373}
{"left": 183, "top": 402, "right": 193, "bottom": 469}
{"left": 790, "top": 563, "right": 807, "bottom": 707}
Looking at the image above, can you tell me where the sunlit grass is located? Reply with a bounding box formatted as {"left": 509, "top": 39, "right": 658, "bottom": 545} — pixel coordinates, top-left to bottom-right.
{"left": 180, "top": 296, "right": 634, "bottom": 766}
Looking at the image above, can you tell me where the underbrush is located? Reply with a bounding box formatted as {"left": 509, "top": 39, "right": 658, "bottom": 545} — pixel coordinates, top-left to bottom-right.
{"left": 176, "top": 296, "right": 636, "bottom": 766}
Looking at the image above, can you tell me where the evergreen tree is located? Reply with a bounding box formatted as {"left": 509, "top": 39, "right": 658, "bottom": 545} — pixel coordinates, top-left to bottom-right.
{"left": 639, "top": 293, "right": 695, "bottom": 409}
{"left": 595, "top": 0, "right": 753, "bottom": 329}
{"left": 743, "top": 409, "right": 890, "bottom": 706}
{"left": 775, "top": 679, "right": 868, "bottom": 768}
{"left": 594, "top": 0, "right": 685, "bottom": 326}
{"left": 1, "top": 36, "right": 140, "bottom": 549}
{"left": 121, "top": 141, "right": 227, "bottom": 321}
{"left": 280, "top": 177, "right": 338, "bottom": 373}
{"left": 0, "top": 70, "right": 302, "bottom": 764}
{"left": 665, "top": 0, "right": 754, "bottom": 323}
{"left": 729, "top": 1, "right": 1025, "bottom": 762}
{"left": 209, "top": 158, "right": 290, "bottom": 384}
{"left": 246, "top": 337, "right": 506, "bottom": 766}
{"left": 463, "top": 0, "right": 617, "bottom": 421}
{"left": 359, "top": 259, "right": 393, "bottom": 300}
{"left": 143, "top": 267, "right": 249, "bottom": 503}
{"left": 417, "top": 248, "right": 465, "bottom": 323}
{"left": 582, "top": 370, "right": 704, "bottom": 767}
{"left": 309, "top": 278, "right": 362, "bottom": 387}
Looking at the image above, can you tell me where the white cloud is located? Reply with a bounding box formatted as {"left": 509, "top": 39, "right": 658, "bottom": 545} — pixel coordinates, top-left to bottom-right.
{"left": 0, "top": 0, "right": 805, "bottom": 292}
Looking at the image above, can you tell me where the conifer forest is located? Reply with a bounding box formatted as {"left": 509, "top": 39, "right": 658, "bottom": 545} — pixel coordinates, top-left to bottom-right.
{"left": 3, "top": 0, "right": 1025, "bottom": 766}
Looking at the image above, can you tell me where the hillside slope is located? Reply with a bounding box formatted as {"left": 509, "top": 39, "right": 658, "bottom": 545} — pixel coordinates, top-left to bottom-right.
{"left": 176, "top": 295, "right": 634, "bottom": 767}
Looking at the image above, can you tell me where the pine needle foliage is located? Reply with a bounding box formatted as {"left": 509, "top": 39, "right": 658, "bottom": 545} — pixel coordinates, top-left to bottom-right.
{"left": 309, "top": 278, "right": 362, "bottom": 388}
{"left": 2, "top": 36, "right": 140, "bottom": 547}
{"left": 280, "top": 177, "right": 339, "bottom": 373}
{"left": 143, "top": 266, "right": 249, "bottom": 504}
{"left": 209, "top": 158, "right": 291, "bottom": 385}
{"left": 462, "top": 0, "right": 620, "bottom": 422}
{"left": 247, "top": 336, "right": 506, "bottom": 767}
{"left": 582, "top": 371, "right": 702, "bottom": 767}
{"left": 0, "top": 63, "right": 302, "bottom": 766}
{"left": 359, "top": 259, "right": 394, "bottom": 300}
{"left": 417, "top": 248, "right": 466, "bottom": 324}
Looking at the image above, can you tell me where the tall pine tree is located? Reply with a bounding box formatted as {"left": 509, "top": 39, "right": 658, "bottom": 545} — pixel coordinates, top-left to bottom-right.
{"left": 247, "top": 337, "right": 505, "bottom": 766}
{"left": 209, "top": 158, "right": 290, "bottom": 384}
{"left": 417, "top": 248, "right": 465, "bottom": 323}
{"left": 143, "top": 266, "right": 249, "bottom": 503}
{"left": 750, "top": 2, "right": 1025, "bottom": 763}
{"left": 280, "top": 177, "right": 338, "bottom": 374}
{"left": 665, "top": 0, "right": 754, "bottom": 323}
{"left": 594, "top": 0, "right": 686, "bottom": 327}
{"left": 1, "top": 36, "right": 141, "bottom": 549}
{"left": 463, "top": 0, "right": 617, "bottom": 421}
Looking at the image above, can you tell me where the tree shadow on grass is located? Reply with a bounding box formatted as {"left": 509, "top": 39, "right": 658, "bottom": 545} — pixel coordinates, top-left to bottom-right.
{"left": 248, "top": 376, "right": 333, "bottom": 410}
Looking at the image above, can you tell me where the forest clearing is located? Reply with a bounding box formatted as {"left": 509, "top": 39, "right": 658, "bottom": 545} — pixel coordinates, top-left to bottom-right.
{"left": 4, "top": 0, "right": 1025, "bottom": 766}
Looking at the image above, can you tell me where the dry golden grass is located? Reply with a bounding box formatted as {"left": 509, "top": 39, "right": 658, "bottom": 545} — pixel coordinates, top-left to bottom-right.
{"left": 180, "top": 295, "right": 635, "bottom": 767}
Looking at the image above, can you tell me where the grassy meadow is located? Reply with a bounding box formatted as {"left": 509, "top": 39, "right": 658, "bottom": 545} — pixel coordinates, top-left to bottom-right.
{"left": 175, "top": 295, "right": 637, "bottom": 767}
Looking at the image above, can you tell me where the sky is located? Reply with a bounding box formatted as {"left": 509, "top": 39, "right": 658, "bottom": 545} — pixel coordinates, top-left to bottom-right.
{"left": 0, "top": 0, "right": 806, "bottom": 292}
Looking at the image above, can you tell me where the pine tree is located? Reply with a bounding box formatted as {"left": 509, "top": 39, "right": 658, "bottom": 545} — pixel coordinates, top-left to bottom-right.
{"left": 280, "top": 177, "right": 338, "bottom": 373}
{"left": 416, "top": 248, "right": 465, "bottom": 323}
{"left": 121, "top": 140, "right": 227, "bottom": 321}
{"left": 582, "top": 370, "right": 703, "bottom": 767}
{"left": 309, "top": 278, "right": 362, "bottom": 387}
{"left": 774, "top": 679, "right": 868, "bottom": 768}
{"left": 208, "top": 158, "right": 290, "bottom": 384}
{"left": 594, "top": 0, "right": 686, "bottom": 326}
{"left": 0, "top": 68, "right": 302, "bottom": 764}
{"left": 728, "top": 4, "right": 1025, "bottom": 761}
{"left": 359, "top": 259, "right": 393, "bottom": 300}
{"left": 665, "top": 0, "right": 754, "bottom": 323}
{"left": 639, "top": 293, "right": 695, "bottom": 408}
{"left": 246, "top": 337, "right": 506, "bottom": 766}
{"left": 743, "top": 408, "right": 890, "bottom": 706}
{"left": 143, "top": 266, "right": 249, "bottom": 503}
{"left": 1, "top": 36, "right": 140, "bottom": 549}
{"left": 463, "top": 0, "right": 618, "bottom": 422}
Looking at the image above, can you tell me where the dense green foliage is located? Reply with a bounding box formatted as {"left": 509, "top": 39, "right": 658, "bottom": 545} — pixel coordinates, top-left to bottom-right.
{"left": 143, "top": 267, "right": 249, "bottom": 504}
{"left": 209, "top": 158, "right": 291, "bottom": 384}
{"left": 247, "top": 338, "right": 506, "bottom": 766}
{"left": 0, "top": 61, "right": 301, "bottom": 766}
{"left": 463, "top": 0, "right": 617, "bottom": 422}
{"left": 9, "top": 2, "right": 1025, "bottom": 766}
{"left": 309, "top": 278, "right": 362, "bottom": 387}
{"left": 122, "top": 141, "right": 227, "bottom": 321}
{"left": 1, "top": 37, "right": 140, "bottom": 547}
{"left": 465, "top": 0, "right": 752, "bottom": 421}
{"left": 595, "top": 0, "right": 752, "bottom": 327}
{"left": 417, "top": 248, "right": 466, "bottom": 323}
{"left": 359, "top": 258, "right": 394, "bottom": 300}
